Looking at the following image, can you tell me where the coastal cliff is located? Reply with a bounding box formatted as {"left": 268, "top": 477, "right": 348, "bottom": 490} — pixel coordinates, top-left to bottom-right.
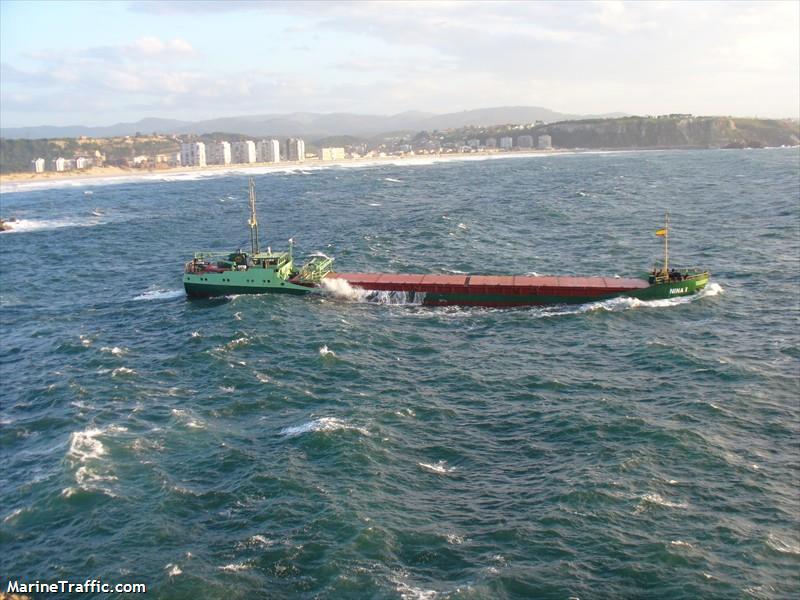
{"left": 527, "top": 116, "right": 799, "bottom": 149}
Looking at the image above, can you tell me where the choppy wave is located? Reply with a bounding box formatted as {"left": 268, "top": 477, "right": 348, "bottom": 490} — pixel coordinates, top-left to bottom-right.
{"left": 280, "top": 417, "right": 369, "bottom": 437}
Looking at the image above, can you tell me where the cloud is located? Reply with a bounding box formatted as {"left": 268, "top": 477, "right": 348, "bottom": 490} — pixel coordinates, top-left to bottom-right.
{"left": 2, "top": 1, "right": 797, "bottom": 127}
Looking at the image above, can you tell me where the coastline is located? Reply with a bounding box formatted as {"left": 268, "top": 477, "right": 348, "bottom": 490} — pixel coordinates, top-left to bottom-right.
{"left": 0, "top": 149, "right": 579, "bottom": 194}
{"left": 2, "top": 145, "right": 792, "bottom": 195}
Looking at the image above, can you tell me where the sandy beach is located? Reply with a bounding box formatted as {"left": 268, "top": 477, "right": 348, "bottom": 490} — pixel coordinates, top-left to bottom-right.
{"left": 0, "top": 150, "right": 566, "bottom": 193}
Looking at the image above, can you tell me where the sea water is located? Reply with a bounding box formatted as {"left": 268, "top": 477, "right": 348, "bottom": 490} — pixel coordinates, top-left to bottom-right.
{"left": 1, "top": 148, "right": 798, "bottom": 599}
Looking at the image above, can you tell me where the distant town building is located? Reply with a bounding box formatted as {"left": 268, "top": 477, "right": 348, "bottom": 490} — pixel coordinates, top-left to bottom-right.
{"left": 499, "top": 136, "right": 513, "bottom": 150}
{"left": 180, "top": 142, "right": 206, "bottom": 167}
{"left": 285, "top": 138, "right": 305, "bottom": 162}
{"left": 32, "top": 158, "right": 45, "bottom": 173}
{"left": 537, "top": 134, "right": 553, "bottom": 149}
{"left": 320, "top": 147, "right": 346, "bottom": 161}
{"left": 468, "top": 138, "right": 481, "bottom": 149}
{"left": 51, "top": 157, "right": 66, "bottom": 172}
{"left": 207, "top": 141, "right": 231, "bottom": 165}
{"left": 231, "top": 141, "right": 256, "bottom": 164}
{"left": 485, "top": 137, "right": 497, "bottom": 148}
{"left": 75, "top": 157, "right": 91, "bottom": 170}
{"left": 256, "top": 139, "right": 280, "bottom": 163}
{"left": 132, "top": 155, "right": 149, "bottom": 167}
{"left": 517, "top": 135, "right": 534, "bottom": 149}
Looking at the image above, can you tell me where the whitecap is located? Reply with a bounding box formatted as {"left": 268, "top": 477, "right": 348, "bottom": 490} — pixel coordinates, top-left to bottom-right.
{"left": 457, "top": 222, "right": 468, "bottom": 230}
{"left": 3, "top": 507, "right": 28, "bottom": 523}
{"left": 68, "top": 428, "right": 107, "bottom": 462}
{"left": 635, "top": 492, "right": 688, "bottom": 513}
{"left": 384, "top": 177, "right": 403, "bottom": 183}
{"left": 319, "top": 345, "right": 336, "bottom": 358}
{"left": 393, "top": 579, "right": 438, "bottom": 600}
{"left": 418, "top": 460, "right": 456, "bottom": 475}
{"left": 100, "top": 346, "right": 127, "bottom": 356}
{"left": 171, "top": 408, "right": 206, "bottom": 430}
{"left": 766, "top": 533, "right": 800, "bottom": 554}
{"left": 133, "top": 289, "right": 184, "bottom": 301}
{"left": 280, "top": 416, "right": 369, "bottom": 437}
{"left": 445, "top": 533, "right": 464, "bottom": 545}
{"left": 66, "top": 426, "right": 124, "bottom": 494}
{"left": 219, "top": 385, "right": 235, "bottom": 393}
{"left": 111, "top": 367, "right": 135, "bottom": 377}
{"left": 669, "top": 540, "right": 694, "bottom": 549}
{"left": 219, "top": 563, "right": 249, "bottom": 572}
{"left": 165, "top": 564, "right": 182, "bottom": 577}
{"left": 0, "top": 218, "right": 98, "bottom": 233}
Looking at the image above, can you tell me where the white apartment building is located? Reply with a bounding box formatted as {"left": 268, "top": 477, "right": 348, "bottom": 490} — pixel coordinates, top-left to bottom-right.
{"left": 517, "top": 135, "right": 534, "bottom": 149}
{"left": 231, "top": 141, "right": 256, "bottom": 164}
{"left": 256, "top": 139, "right": 280, "bottom": 163}
{"left": 537, "top": 135, "right": 553, "bottom": 149}
{"left": 52, "top": 157, "right": 66, "bottom": 172}
{"left": 32, "top": 158, "right": 45, "bottom": 173}
{"left": 285, "top": 138, "right": 305, "bottom": 162}
{"left": 207, "top": 141, "right": 231, "bottom": 165}
{"left": 180, "top": 142, "right": 207, "bottom": 167}
{"left": 75, "top": 157, "right": 91, "bottom": 169}
{"left": 499, "top": 136, "right": 513, "bottom": 150}
{"left": 320, "top": 147, "right": 345, "bottom": 161}
{"left": 468, "top": 138, "right": 480, "bottom": 149}
{"left": 485, "top": 138, "right": 497, "bottom": 148}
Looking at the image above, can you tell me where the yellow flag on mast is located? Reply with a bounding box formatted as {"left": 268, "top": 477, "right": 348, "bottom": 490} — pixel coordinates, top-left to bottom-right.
{"left": 655, "top": 228, "right": 667, "bottom": 236}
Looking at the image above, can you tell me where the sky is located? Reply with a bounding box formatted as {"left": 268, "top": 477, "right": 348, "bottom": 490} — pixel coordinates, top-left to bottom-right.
{"left": 1, "top": 0, "right": 798, "bottom": 127}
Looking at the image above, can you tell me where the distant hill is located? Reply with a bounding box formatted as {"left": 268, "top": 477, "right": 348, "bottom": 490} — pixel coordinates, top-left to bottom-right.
{"left": 0, "top": 106, "right": 625, "bottom": 140}
{"left": 529, "top": 116, "right": 800, "bottom": 149}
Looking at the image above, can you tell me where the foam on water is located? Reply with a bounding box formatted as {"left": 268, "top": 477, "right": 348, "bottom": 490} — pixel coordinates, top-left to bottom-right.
{"left": 133, "top": 289, "right": 184, "bottom": 301}
{"left": 219, "top": 563, "right": 250, "bottom": 572}
{"left": 766, "top": 533, "right": 800, "bottom": 554}
{"left": 280, "top": 417, "right": 369, "bottom": 438}
{"left": 319, "top": 345, "right": 336, "bottom": 358}
{"left": 65, "top": 426, "right": 127, "bottom": 495}
{"left": 100, "top": 346, "right": 127, "bottom": 356}
{"left": 635, "top": 492, "right": 689, "bottom": 513}
{"left": 418, "top": 460, "right": 456, "bottom": 475}
{"left": 0, "top": 217, "right": 100, "bottom": 233}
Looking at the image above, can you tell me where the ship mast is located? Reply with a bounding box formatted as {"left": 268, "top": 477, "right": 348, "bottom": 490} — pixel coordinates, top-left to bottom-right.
{"left": 663, "top": 211, "right": 669, "bottom": 276}
{"left": 248, "top": 177, "right": 260, "bottom": 255}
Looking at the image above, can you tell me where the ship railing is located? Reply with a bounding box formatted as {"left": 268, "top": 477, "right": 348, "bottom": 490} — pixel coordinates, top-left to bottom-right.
{"left": 650, "top": 264, "right": 709, "bottom": 284}
{"left": 295, "top": 256, "right": 334, "bottom": 284}
{"left": 192, "top": 251, "right": 232, "bottom": 260}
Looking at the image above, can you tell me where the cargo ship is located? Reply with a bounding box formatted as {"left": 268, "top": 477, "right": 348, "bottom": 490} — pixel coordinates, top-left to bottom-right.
{"left": 183, "top": 178, "right": 709, "bottom": 306}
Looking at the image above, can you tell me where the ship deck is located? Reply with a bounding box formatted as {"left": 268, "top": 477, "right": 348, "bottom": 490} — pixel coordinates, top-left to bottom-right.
{"left": 325, "top": 272, "right": 649, "bottom": 299}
